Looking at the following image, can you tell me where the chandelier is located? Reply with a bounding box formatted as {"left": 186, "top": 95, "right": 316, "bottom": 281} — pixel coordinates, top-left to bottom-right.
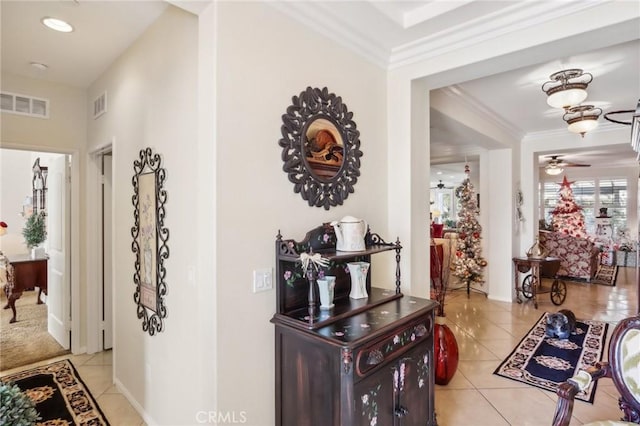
{"left": 541, "top": 68, "right": 602, "bottom": 137}
{"left": 563, "top": 105, "right": 602, "bottom": 137}
{"left": 541, "top": 69, "right": 593, "bottom": 110}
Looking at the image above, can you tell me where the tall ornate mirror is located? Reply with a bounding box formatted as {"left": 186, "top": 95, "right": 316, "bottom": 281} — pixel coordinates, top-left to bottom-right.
{"left": 279, "top": 87, "right": 362, "bottom": 210}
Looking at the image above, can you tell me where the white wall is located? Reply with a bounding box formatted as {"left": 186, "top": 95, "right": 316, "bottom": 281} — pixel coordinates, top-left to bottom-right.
{"left": 86, "top": 6, "right": 202, "bottom": 425}
{"left": 0, "top": 75, "right": 87, "bottom": 349}
{"left": 215, "top": 2, "right": 387, "bottom": 423}
{"left": 1, "top": 73, "right": 87, "bottom": 150}
{"left": 0, "top": 149, "right": 64, "bottom": 255}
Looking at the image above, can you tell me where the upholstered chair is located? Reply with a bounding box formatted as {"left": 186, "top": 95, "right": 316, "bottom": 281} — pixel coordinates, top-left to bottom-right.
{"left": 552, "top": 314, "right": 640, "bottom": 426}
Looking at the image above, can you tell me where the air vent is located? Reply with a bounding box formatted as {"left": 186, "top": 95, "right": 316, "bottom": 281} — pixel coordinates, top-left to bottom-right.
{"left": 0, "top": 91, "right": 49, "bottom": 118}
{"left": 93, "top": 92, "right": 107, "bottom": 119}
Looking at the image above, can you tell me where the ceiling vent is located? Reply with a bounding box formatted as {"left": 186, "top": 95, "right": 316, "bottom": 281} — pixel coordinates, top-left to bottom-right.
{"left": 93, "top": 92, "right": 107, "bottom": 119}
{"left": 0, "top": 91, "right": 49, "bottom": 118}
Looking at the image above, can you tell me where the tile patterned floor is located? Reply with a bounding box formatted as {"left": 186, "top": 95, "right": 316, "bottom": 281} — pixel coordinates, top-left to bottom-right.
{"left": 1, "top": 266, "right": 637, "bottom": 425}
{"left": 435, "top": 265, "right": 638, "bottom": 426}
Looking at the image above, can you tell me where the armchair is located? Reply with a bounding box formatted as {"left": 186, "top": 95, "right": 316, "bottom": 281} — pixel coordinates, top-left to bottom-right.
{"left": 539, "top": 230, "right": 600, "bottom": 281}
{"left": 552, "top": 314, "right": 640, "bottom": 426}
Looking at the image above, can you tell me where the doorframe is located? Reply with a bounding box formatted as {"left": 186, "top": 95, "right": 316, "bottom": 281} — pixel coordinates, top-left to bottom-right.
{"left": 0, "top": 143, "right": 81, "bottom": 353}
{"left": 86, "top": 140, "right": 115, "bottom": 354}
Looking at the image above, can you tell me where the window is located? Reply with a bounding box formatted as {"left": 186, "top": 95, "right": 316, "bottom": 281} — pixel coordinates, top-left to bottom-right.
{"left": 541, "top": 178, "right": 628, "bottom": 235}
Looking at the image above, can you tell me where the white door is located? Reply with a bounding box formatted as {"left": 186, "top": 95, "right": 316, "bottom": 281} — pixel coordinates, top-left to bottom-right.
{"left": 102, "top": 154, "right": 113, "bottom": 349}
{"left": 47, "top": 155, "right": 70, "bottom": 349}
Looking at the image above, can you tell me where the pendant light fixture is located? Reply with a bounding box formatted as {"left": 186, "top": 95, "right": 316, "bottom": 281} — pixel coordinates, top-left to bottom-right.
{"left": 545, "top": 164, "right": 564, "bottom": 175}
{"left": 563, "top": 105, "right": 602, "bottom": 137}
{"left": 541, "top": 69, "right": 592, "bottom": 110}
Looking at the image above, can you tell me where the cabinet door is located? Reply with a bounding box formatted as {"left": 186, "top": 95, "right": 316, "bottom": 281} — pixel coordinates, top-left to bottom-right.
{"left": 353, "top": 342, "right": 434, "bottom": 426}
{"left": 396, "top": 344, "right": 434, "bottom": 426}
{"left": 353, "top": 367, "right": 395, "bottom": 426}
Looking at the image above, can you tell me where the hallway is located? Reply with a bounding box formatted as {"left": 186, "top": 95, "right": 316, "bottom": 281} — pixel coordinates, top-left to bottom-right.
{"left": 1, "top": 266, "right": 637, "bottom": 425}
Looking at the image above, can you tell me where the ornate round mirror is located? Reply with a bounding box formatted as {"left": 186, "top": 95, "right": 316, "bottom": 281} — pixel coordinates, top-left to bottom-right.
{"left": 279, "top": 87, "right": 362, "bottom": 210}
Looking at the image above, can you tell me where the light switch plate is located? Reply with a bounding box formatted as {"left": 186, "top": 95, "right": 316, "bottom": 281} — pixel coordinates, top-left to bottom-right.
{"left": 253, "top": 268, "right": 273, "bottom": 293}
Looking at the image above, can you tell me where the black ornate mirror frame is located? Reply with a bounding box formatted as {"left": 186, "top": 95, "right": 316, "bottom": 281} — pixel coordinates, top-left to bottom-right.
{"left": 131, "top": 147, "right": 169, "bottom": 335}
{"left": 279, "top": 87, "right": 362, "bottom": 210}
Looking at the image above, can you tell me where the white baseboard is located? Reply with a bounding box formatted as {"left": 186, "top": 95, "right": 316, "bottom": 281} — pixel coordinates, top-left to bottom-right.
{"left": 113, "top": 377, "right": 157, "bottom": 426}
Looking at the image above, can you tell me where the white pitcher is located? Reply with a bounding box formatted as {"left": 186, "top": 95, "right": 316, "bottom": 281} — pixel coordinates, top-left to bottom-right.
{"left": 347, "top": 262, "right": 370, "bottom": 299}
{"left": 331, "top": 216, "right": 367, "bottom": 252}
{"left": 317, "top": 276, "right": 336, "bottom": 310}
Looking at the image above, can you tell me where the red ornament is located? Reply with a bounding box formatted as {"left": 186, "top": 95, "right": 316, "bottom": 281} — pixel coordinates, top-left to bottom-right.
{"left": 473, "top": 232, "right": 480, "bottom": 238}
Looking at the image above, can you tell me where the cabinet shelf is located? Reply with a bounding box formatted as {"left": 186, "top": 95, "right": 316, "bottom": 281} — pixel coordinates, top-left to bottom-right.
{"left": 276, "top": 244, "right": 397, "bottom": 262}
{"left": 272, "top": 287, "right": 402, "bottom": 330}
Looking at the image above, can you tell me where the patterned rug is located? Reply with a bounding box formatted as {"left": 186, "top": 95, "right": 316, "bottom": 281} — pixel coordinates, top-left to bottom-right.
{"left": 558, "top": 264, "right": 619, "bottom": 287}
{"left": 493, "top": 312, "right": 608, "bottom": 403}
{"left": 592, "top": 264, "right": 619, "bottom": 286}
{"left": 1, "top": 359, "right": 110, "bottom": 424}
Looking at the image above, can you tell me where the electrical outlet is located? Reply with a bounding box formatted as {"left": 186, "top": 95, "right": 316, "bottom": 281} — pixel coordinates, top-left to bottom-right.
{"left": 253, "top": 268, "right": 273, "bottom": 293}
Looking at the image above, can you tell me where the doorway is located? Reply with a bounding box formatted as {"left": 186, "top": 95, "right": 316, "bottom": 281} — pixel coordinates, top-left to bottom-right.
{"left": 0, "top": 147, "right": 80, "bottom": 367}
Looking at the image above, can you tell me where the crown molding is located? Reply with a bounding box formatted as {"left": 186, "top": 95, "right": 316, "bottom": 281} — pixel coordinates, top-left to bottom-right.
{"left": 437, "top": 86, "right": 524, "bottom": 142}
{"left": 389, "top": 1, "right": 603, "bottom": 69}
{"left": 267, "top": 1, "right": 606, "bottom": 71}
{"left": 267, "top": 2, "right": 389, "bottom": 69}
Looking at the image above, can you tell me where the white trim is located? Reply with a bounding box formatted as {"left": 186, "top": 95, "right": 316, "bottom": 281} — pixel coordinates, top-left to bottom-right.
{"left": 0, "top": 142, "right": 81, "bottom": 354}
{"left": 114, "top": 377, "right": 157, "bottom": 426}
{"left": 86, "top": 138, "right": 115, "bottom": 354}
{"left": 69, "top": 153, "right": 80, "bottom": 354}
{"left": 85, "top": 152, "right": 102, "bottom": 353}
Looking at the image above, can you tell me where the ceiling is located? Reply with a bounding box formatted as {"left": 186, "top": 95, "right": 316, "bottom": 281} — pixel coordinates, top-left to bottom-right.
{"left": 2, "top": 1, "right": 639, "bottom": 189}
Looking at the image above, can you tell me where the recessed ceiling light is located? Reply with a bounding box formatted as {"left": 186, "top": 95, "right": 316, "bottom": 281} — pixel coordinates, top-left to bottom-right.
{"left": 436, "top": 171, "right": 443, "bottom": 175}
{"left": 30, "top": 62, "right": 48, "bottom": 71}
{"left": 41, "top": 17, "right": 74, "bottom": 33}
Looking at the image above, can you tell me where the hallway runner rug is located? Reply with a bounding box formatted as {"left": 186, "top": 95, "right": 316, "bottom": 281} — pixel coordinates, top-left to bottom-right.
{"left": 493, "top": 312, "right": 608, "bottom": 403}
{"left": 1, "top": 359, "right": 110, "bottom": 425}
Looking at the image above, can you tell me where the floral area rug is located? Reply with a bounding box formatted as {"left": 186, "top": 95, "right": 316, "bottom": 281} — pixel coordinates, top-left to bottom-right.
{"left": 493, "top": 312, "right": 608, "bottom": 403}
{"left": 1, "top": 359, "right": 110, "bottom": 425}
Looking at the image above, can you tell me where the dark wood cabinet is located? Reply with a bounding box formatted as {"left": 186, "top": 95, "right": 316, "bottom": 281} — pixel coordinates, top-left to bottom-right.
{"left": 272, "top": 224, "right": 437, "bottom": 426}
{"left": 3, "top": 254, "right": 48, "bottom": 323}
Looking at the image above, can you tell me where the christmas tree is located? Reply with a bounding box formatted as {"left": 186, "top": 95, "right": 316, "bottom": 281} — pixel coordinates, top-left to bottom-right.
{"left": 551, "top": 176, "right": 588, "bottom": 238}
{"left": 453, "top": 164, "right": 487, "bottom": 294}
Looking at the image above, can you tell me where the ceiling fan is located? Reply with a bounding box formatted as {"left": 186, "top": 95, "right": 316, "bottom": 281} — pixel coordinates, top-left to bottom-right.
{"left": 543, "top": 155, "right": 590, "bottom": 175}
{"left": 430, "top": 180, "right": 453, "bottom": 190}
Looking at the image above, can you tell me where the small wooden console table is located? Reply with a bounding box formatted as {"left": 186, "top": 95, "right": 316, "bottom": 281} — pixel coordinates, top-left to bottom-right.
{"left": 3, "top": 254, "right": 48, "bottom": 323}
{"left": 513, "top": 256, "right": 566, "bottom": 309}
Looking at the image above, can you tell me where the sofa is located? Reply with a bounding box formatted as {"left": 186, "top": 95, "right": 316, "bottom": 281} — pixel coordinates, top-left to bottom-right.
{"left": 539, "top": 230, "right": 600, "bottom": 281}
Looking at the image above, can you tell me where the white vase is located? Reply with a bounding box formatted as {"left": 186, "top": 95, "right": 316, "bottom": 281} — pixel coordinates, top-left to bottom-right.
{"left": 347, "top": 262, "right": 370, "bottom": 299}
{"left": 317, "top": 276, "right": 336, "bottom": 310}
{"left": 30, "top": 247, "right": 45, "bottom": 259}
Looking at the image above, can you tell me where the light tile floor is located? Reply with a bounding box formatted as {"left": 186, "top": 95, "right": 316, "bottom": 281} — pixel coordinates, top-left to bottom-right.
{"left": 1, "top": 350, "right": 145, "bottom": 425}
{"left": 435, "top": 265, "right": 638, "bottom": 426}
{"left": 1, "top": 267, "right": 637, "bottom": 426}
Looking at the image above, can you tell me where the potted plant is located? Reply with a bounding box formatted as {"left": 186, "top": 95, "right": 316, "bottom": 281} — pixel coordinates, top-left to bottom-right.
{"left": 22, "top": 212, "right": 47, "bottom": 258}
{"left": 0, "top": 382, "right": 40, "bottom": 425}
